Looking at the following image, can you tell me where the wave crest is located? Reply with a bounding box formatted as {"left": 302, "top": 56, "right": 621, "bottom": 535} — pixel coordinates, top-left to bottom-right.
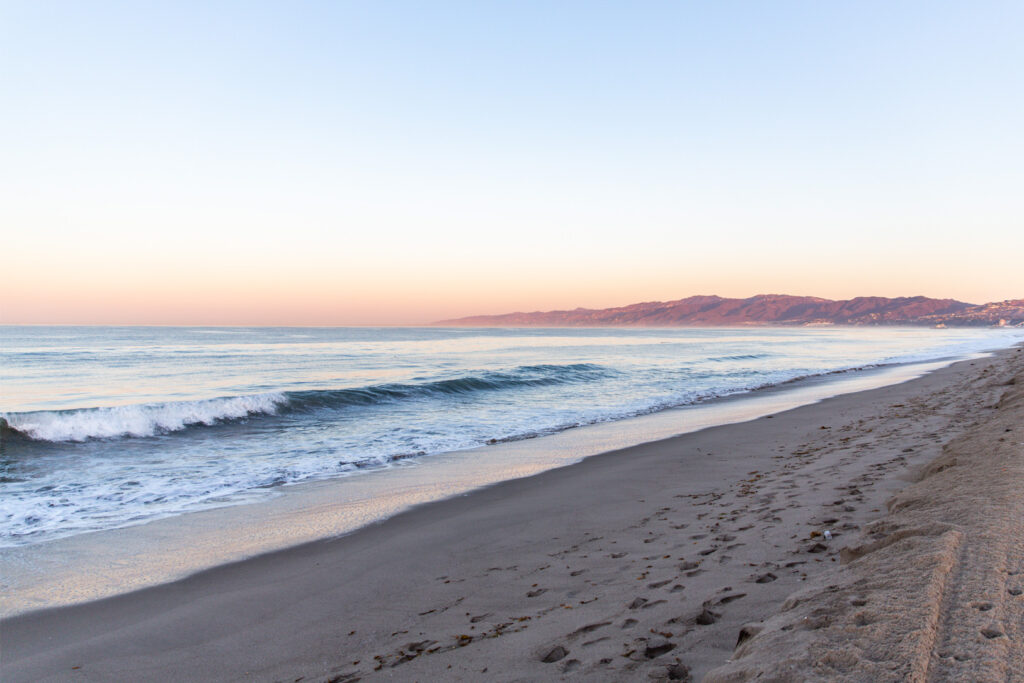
{"left": 286, "top": 363, "right": 609, "bottom": 409}
{"left": 2, "top": 393, "right": 288, "bottom": 443}
{"left": 1, "top": 363, "right": 612, "bottom": 443}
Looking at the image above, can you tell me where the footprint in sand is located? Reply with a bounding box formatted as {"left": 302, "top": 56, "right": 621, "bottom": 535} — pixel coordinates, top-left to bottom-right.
{"left": 644, "top": 640, "right": 677, "bottom": 658}
{"left": 694, "top": 607, "right": 720, "bottom": 625}
{"left": 561, "top": 659, "right": 581, "bottom": 673}
{"left": 538, "top": 645, "right": 569, "bottom": 663}
{"left": 570, "top": 621, "right": 611, "bottom": 637}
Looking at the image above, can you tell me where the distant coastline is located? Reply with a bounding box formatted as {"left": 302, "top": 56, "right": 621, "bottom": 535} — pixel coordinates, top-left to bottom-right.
{"left": 436, "top": 294, "right": 1024, "bottom": 328}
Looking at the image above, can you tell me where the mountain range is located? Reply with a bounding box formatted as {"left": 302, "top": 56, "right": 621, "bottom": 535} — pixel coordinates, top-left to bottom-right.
{"left": 436, "top": 295, "right": 1024, "bottom": 327}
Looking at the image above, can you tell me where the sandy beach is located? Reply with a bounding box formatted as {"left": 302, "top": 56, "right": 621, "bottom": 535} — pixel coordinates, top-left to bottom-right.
{"left": 2, "top": 345, "right": 1021, "bottom": 682}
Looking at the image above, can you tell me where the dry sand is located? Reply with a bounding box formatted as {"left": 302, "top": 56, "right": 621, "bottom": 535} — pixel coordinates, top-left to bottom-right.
{"left": 705, "top": 347, "right": 1024, "bottom": 682}
{"left": 2, "top": 345, "right": 1021, "bottom": 682}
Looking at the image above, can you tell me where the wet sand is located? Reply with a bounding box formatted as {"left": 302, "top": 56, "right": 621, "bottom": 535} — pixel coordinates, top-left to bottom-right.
{"left": 2, "top": 345, "right": 1021, "bottom": 682}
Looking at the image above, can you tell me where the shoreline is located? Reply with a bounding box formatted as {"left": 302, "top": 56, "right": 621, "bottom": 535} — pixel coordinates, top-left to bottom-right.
{"left": 2, "top": 344, "right": 1021, "bottom": 681}
{"left": 0, "top": 350, "right": 1003, "bottom": 618}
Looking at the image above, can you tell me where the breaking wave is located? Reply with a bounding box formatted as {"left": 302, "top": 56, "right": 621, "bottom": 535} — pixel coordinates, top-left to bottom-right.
{"left": 1, "top": 363, "right": 612, "bottom": 443}
{"left": 1, "top": 394, "right": 289, "bottom": 443}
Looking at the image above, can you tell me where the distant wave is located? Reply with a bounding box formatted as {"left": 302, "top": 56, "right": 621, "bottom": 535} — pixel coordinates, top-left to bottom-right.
{"left": 285, "top": 363, "right": 610, "bottom": 410}
{"left": 0, "top": 363, "right": 612, "bottom": 443}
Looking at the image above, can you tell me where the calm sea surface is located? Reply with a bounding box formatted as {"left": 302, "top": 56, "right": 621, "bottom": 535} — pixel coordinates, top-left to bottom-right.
{"left": 1, "top": 325, "right": 1020, "bottom": 547}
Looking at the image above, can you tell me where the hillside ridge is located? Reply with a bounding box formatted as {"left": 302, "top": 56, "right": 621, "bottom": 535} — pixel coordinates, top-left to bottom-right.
{"left": 436, "top": 295, "right": 1024, "bottom": 327}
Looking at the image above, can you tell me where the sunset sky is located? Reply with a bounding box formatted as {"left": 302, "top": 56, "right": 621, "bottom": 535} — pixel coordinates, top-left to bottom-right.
{"left": 2, "top": 2, "right": 1022, "bottom": 325}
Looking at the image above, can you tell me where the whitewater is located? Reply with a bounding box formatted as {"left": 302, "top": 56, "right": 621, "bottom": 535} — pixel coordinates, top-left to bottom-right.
{"left": 2, "top": 325, "right": 1021, "bottom": 547}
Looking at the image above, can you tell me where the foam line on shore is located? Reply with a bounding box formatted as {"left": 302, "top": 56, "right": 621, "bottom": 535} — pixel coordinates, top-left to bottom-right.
{"left": 0, "top": 351, "right": 997, "bottom": 618}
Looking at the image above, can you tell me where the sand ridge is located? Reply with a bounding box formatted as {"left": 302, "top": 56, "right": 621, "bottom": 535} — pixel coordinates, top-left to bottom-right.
{"left": 1, "top": 347, "right": 1021, "bottom": 682}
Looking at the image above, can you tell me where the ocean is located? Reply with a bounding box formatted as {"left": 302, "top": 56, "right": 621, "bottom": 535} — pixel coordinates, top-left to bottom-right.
{"left": 2, "top": 325, "right": 1020, "bottom": 549}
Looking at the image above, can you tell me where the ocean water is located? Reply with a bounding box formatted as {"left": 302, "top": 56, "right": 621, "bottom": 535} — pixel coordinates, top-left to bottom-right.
{"left": 1, "top": 325, "right": 1020, "bottom": 548}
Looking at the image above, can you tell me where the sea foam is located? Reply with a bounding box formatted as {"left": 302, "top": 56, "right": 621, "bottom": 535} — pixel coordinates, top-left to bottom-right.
{"left": 2, "top": 325, "right": 1019, "bottom": 548}
{"left": 1, "top": 393, "right": 288, "bottom": 442}
{"left": 1, "top": 363, "right": 611, "bottom": 443}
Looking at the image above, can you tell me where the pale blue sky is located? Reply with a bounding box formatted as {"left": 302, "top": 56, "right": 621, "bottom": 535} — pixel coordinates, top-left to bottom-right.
{"left": 2, "top": 2, "right": 1022, "bottom": 323}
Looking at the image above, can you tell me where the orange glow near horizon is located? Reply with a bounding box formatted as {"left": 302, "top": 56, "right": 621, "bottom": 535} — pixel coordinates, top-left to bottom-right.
{"left": 4, "top": 3, "right": 1023, "bottom": 326}
{"left": 3, "top": 245, "right": 1019, "bottom": 325}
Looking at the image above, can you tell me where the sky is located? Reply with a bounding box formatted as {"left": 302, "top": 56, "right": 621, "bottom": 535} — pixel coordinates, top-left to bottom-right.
{"left": 2, "top": 1, "right": 1022, "bottom": 325}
